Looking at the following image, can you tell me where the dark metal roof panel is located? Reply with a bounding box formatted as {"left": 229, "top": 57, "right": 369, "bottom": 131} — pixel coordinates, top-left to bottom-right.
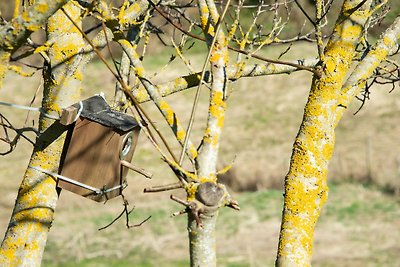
{"left": 77, "top": 95, "right": 138, "bottom": 132}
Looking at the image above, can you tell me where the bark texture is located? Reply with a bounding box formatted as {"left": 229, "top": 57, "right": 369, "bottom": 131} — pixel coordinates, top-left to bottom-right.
{"left": 0, "top": 2, "right": 84, "bottom": 266}
{"left": 188, "top": 212, "right": 218, "bottom": 267}
{"left": 0, "top": 0, "right": 69, "bottom": 87}
{"left": 276, "top": 0, "right": 373, "bottom": 265}
{"left": 0, "top": 0, "right": 69, "bottom": 51}
{"left": 336, "top": 15, "right": 400, "bottom": 124}
{"left": 186, "top": 0, "right": 230, "bottom": 266}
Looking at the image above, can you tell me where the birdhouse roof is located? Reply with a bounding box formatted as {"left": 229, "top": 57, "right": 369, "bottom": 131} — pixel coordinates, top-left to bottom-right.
{"left": 77, "top": 95, "right": 138, "bottom": 132}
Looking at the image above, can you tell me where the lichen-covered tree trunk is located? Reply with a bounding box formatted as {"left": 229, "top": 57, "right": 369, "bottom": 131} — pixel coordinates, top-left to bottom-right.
{"left": 186, "top": 0, "right": 230, "bottom": 265}
{"left": 0, "top": 2, "right": 84, "bottom": 266}
{"left": 188, "top": 211, "right": 218, "bottom": 266}
{"left": 276, "top": 0, "right": 372, "bottom": 265}
{"left": 0, "top": 51, "right": 10, "bottom": 89}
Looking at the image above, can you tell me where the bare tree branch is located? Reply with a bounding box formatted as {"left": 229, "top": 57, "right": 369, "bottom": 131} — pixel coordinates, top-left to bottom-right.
{"left": 119, "top": 39, "right": 198, "bottom": 163}
{"left": 0, "top": 0, "right": 70, "bottom": 52}
{"left": 335, "top": 15, "right": 400, "bottom": 124}
{"left": 150, "top": 1, "right": 320, "bottom": 76}
{"left": 133, "top": 58, "right": 319, "bottom": 103}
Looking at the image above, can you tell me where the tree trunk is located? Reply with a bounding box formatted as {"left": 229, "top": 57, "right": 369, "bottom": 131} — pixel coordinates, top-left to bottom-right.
{"left": 0, "top": 51, "right": 10, "bottom": 88}
{"left": 275, "top": 0, "right": 372, "bottom": 265}
{"left": 0, "top": 2, "right": 84, "bottom": 266}
{"left": 184, "top": 0, "right": 230, "bottom": 265}
{"left": 188, "top": 211, "right": 218, "bottom": 267}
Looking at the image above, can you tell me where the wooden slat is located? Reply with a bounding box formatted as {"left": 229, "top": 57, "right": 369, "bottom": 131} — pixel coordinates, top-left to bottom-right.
{"left": 59, "top": 118, "right": 123, "bottom": 201}
{"left": 60, "top": 105, "right": 78, "bottom": 126}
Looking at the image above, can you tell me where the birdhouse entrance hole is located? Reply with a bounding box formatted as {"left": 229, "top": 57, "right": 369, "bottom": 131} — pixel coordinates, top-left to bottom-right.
{"left": 57, "top": 95, "right": 141, "bottom": 202}
{"left": 121, "top": 132, "right": 134, "bottom": 160}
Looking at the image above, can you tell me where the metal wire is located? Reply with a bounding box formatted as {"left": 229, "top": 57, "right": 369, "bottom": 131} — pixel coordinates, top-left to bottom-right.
{"left": 0, "top": 101, "right": 60, "bottom": 120}
{"left": 29, "top": 165, "right": 127, "bottom": 196}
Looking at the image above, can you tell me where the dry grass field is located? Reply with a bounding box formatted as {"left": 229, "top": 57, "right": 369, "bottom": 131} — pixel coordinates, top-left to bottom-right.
{"left": 0, "top": 43, "right": 399, "bottom": 266}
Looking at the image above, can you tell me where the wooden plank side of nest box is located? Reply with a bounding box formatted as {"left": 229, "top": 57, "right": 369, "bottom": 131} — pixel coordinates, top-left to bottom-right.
{"left": 59, "top": 118, "right": 124, "bottom": 202}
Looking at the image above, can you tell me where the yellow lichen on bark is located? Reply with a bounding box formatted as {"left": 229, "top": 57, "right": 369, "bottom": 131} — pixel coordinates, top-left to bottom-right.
{"left": 276, "top": 1, "right": 372, "bottom": 266}
{"left": 196, "top": 20, "right": 229, "bottom": 177}
{"left": 336, "top": 16, "right": 400, "bottom": 125}
{"left": 35, "top": 3, "right": 49, "bottom": 13}
{"left": 185, "top": 183, "right": 199, "bottom": 201}
{"left": 0, "top": 2, "right": 84, "bottom": 266}
{"left": 200, "top": 5, "right": 211, "bottom": 29}
{"left": 118, "top": 0, "right": 141, "bottom": 26}
{"left": 199, "top": 175, "right": 217, "bottom": 183}
{"left": 158, "top": 99, "right": 195, "bottom": 150}
{"left": 1, "top": 0, "right": 70, "bottom": 53}
{"left": 0, "top": 51, "right": 11, "bottom": 88}
{"left": 159, "top": 100, "right": 176, "bottom": 127}
{"left": 188, "top": 1, "right": 230, "bottom": 265}
{"left": 14, "top": 0, "right": 21, "bottom": 18}
{"left": 132, "top": 87, "right": 150, "bottom": 102}
{"left": 118, "top": 39, "right": 198, "bottom": 161}
{"left": 196, "top": 0, "right": 230, "bottom": 178}
{"left": 209, "top": 91, "right": 226, "bottom": 129}
{"left": 197, "top": 53, "right": 228, "bottom": 178}
{"left": 0, "top": 129, "right": 67, "bottom": 266}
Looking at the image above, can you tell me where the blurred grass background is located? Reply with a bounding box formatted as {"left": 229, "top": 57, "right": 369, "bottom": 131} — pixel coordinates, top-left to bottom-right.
{"left": 0, "top": 0, "right": 400, "bottom": 266}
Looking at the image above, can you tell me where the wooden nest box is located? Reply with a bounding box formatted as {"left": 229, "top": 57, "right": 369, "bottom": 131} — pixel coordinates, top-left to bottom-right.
{"left": 58, "top": 95, "right": 146, "bottom": 202}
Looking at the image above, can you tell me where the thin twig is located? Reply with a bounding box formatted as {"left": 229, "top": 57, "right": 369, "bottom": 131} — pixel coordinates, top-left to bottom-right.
{"left": 144, "top": 182, "right": 183, "bottom": 193}
{"left": 61, "top": 7, "right": 178, "bottom": 162}
{"left": 170, "top": 194, "right": 190, "bottom": 206}
{"left": 315, "top": 0, "right": 325, "bottom": 61}
{"left": 149, "top": 1, "right": 320, "bottom": 76}
{"left": 98, "top": 195, "right": 151, "bottom": 230}
{"left": 293, "top": 0, "right": 315, "bottom": 26}
{"left": 0, "top": 113, "right": 37, "bottom": 155}
{"left": 178, "top": 0, "right": 232, "bottom": 166}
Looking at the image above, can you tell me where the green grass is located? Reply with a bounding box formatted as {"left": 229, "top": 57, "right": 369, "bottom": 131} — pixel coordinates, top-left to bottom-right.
{"left": 43, "top": 257, "right": 188, "bottom": 267}
{"left": 21, "top": 179, "right": 400, "bottom": 267}
{"left": 238, "top": 189, "right": 283, "bottom": 220}
{"left": 322, "top": 182, "right": 399, "bottom": 222}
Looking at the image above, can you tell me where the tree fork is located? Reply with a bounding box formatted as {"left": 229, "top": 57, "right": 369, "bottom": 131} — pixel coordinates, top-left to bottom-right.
{"left": 184, "top": 0, "right": 232, "bottom": 265}
{"left": 185, "top": 182, "right": 238, "bottom": 267}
